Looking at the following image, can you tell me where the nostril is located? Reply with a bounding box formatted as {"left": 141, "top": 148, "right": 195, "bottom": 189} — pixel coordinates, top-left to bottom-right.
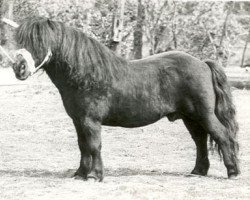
{"left": 21, "top": 64, "right": 26, "bottom": 70}
{"left": 20, "top": 65, "right": 26, "bottom": 75}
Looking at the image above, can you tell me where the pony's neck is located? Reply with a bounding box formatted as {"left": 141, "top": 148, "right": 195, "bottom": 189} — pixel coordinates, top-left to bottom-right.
{"left": 44, "top": 60, "right": 113, "bottom": 92}
{"left": 44, "top": 62, "right": 72, "bottom": 91}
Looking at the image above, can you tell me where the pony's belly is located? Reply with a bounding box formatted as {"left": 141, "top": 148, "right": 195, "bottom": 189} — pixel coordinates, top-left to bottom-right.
{"left": 103, "top": 118, "right": 161, "bottom": 128}
{"left": 103, "top": 111, "right": 165, "bottom": 128}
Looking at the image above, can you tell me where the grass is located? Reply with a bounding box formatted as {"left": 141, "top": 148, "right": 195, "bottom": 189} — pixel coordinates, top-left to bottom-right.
{"left": 0, "top": 72, "right": 249, "bottom": 200}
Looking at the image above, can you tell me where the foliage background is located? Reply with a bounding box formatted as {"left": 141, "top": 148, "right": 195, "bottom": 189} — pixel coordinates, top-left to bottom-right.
{"left": 1, "top": 0, "right": 250, "bottom": 66}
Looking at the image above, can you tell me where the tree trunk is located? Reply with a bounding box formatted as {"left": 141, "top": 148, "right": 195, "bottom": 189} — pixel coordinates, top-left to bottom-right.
{"left": 133, "top": 0, "right": 145, "bottom": 59}
{"left": 240, "top": 28, "right": 250, "bottom": 68}
{"left": 0, "top": 0, "right": 15, "bottom": 67}
{"left": 202, "top": 22, "right": 217, "bottom": 56}
{"left": 0, "top": 0, "right": 7, "bottom": 46}
{"left": 219, "top": 9, "right": 230, "bottom": 46}
{"left": 108, "top": 0, "right": 125, "bottom": 53}
{"left": 216, "top": 2, "right": 234, "bottom": 66}
{"left": 171, "top": 2, "right": 177, "bottom": 49}
{"left": 0, "top": 0, "right": 14, "bottom": 46}
{"left": 154, "top": 25, "right": 166, "bottom": 53}
{"left": 144, "top": 0, "right": 168, "bottom": 55}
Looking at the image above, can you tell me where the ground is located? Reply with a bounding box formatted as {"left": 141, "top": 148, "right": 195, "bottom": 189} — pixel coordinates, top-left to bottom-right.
{"left": 0, "top": 68, "right": 249, "bottom": 200}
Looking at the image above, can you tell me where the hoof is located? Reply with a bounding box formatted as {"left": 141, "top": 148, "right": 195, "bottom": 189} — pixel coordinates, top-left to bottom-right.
{"left": 185, "top": 173, "right": 201, "bottom": 178}
{"left": 228, "top": 174, "right": 239, "bottom": 180}
{"left": 87, "top": 175, "right": 98, "bottom": 182}
{"left": 74, "top": 175, "right": 86, "bottom": 180}
{"left": 228, "top": 168, "right": 239, "bottom": 179}
{"left": 73, "top": 170, "right": 87, "bottom": 180}
{"left": 72, "top": 171, "right": 103, "bottom": 182}
{"left": 87, "top": 173, "right": 103, "bottom": 182}
{"left": 191, "top": 169, "right": 207, "bottom": 176}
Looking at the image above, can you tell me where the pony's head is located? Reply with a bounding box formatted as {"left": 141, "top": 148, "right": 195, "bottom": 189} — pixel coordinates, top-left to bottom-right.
{"left": 12, "top": 17, "right": 55, "bottom": 80}
{"left": 12, "top": 48, "right": 52, "bottom": 80}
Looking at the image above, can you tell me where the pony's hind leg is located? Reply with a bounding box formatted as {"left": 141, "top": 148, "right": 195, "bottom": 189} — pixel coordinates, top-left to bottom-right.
{"left": 183, "top": 117, "right": 209, "bottom": 176}
{"left": 200, "top": 114, "right": 239, "bottom": 178}
{"left": 73, "top": 118, "right": 103, "bottom": 181}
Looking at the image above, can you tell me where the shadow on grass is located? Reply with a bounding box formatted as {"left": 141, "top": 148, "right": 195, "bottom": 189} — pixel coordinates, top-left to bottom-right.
{"left": 0, "top": 168, "right": 228, "bottom": 180}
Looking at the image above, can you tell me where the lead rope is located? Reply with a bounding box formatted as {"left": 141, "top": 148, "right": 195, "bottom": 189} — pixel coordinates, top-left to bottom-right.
{"left": 0, "top": 45, "right": 15, "bottom": 63}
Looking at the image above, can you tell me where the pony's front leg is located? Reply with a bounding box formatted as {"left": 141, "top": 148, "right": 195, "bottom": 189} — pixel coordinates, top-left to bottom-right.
{"left": 73, "top": 118, "right": 103, "bottom": 181}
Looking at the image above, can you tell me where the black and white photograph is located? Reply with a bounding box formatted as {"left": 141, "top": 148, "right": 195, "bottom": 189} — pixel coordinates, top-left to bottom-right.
{"left": 0, "top": 0, "right": 249, "bottom": 199}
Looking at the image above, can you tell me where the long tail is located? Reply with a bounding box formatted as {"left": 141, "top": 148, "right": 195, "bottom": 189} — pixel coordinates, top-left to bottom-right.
{"left": 205, "top": 60, "right": 239, "bottom": 159}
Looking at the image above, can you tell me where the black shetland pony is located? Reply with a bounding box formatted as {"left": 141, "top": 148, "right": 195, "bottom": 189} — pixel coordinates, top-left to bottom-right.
{"left": 12, "top": 17, "right": 239, "bottom": 181}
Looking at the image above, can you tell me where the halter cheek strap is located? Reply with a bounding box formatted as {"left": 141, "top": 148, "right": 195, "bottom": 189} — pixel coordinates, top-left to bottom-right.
{"left": 30, "top": 49, "right": 52, "bottom": 76}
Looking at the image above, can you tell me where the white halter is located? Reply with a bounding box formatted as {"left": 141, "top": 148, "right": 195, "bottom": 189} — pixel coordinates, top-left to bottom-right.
{"left": 15, "top": 48, "right": 52, "bottom": 76}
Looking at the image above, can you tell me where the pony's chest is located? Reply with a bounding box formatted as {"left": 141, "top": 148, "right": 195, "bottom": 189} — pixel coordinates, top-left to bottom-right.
{"left": 59, "top": 89, "right": 109, "bottom": 119}
{"left": 58, "top": 89, "right": 79, "bottom": 117}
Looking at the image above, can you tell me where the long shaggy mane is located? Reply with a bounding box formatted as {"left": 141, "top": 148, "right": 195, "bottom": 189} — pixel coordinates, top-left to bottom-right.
{"left": 15, "top": 17, "right": 128, "bottom": 88}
